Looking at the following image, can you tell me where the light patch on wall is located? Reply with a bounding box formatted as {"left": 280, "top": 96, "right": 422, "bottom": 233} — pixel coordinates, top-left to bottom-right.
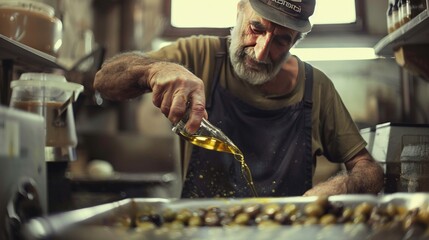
{"left": 291, "top": 47, "right": 378, "bottom": 61}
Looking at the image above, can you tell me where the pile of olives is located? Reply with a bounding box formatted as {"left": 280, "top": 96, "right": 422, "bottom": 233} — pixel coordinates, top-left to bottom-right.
{"left": 112, "top": 196, "right": 429, "bottom": 235}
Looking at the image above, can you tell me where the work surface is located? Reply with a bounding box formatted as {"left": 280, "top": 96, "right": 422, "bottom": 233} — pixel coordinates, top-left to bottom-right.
{"left": 22, "top": 193, "right": 429, "bottom": 240}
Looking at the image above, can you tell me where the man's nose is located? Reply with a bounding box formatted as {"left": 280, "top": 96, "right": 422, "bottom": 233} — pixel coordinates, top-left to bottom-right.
{"left": 254, "top": 35, "right": 273, "bottom": 62}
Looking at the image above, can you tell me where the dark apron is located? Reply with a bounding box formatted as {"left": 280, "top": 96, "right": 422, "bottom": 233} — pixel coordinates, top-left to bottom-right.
{"left": 181, "top": 38, "right": 314, "bottom": 198}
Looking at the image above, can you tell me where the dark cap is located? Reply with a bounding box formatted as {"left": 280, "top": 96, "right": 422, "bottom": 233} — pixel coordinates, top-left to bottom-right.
{"left": 249, "top": 0, "right": 316, "bottom": 32}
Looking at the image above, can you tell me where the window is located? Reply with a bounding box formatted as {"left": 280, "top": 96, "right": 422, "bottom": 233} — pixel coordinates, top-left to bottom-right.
{"left": 311, "top": 0, "right": 356, "bottom": 24}
{"left": 170, "top": 0, "right": 238, "bottom": 28}
{"left": 162, "top": 0, "right": 361, "bottom": 38}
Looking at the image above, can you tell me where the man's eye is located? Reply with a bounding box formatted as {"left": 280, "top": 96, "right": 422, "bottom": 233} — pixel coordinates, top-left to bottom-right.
{"left": 250, "top": 26, "right": 264, "bottom": 34}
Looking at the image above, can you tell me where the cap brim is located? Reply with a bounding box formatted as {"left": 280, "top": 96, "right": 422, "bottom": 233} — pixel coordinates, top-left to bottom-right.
{"left": 249, "top": 0, "right": 312, "bottom": 33}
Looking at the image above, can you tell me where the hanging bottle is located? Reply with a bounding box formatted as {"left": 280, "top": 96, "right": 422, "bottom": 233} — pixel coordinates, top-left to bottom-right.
{"left": 392, "top": 0, "right": 401, "bottom": 31}
{"left": 387, "top": 2, "right": 395, "bottom": 33}
{"left": 409, "top": 0, "right": 427, "bottom": 20}
{"left": 401, "top": 0, "right": 411, "bottom": 25}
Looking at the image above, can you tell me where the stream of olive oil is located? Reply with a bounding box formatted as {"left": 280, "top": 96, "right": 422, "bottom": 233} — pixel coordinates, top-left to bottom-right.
{"left": 181, "top": 134, "right": 258, "bottom": 197}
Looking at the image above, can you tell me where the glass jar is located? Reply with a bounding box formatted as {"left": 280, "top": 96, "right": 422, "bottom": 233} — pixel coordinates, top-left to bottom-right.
{"left": 9, "top": 73, "right": 83, "bottom": 148}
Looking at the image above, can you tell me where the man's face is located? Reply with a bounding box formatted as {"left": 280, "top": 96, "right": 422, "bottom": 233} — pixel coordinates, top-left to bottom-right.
{"left": 229, "top": 3, "right": 299, "bottom": 85}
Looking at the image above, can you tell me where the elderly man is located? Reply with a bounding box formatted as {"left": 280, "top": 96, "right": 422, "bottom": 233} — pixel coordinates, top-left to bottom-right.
{"left": 94, "top": 0, "right": 384, "bottom": 198}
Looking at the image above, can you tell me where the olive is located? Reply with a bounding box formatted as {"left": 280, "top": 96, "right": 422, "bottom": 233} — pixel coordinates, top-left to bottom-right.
{"left": 303, "top": 216, "right": 319, "bottom": 225}
{"left": 282, "top": 203, "right": 298, "bottom": 216}
{"left": 319, "top": 214, "right": 336, "bottom": 225}
{"left": 305, "top": 203, "right": 325, "bottom": 218}
{"left": 255, "top": 213, "right": 271, "bottom": 224}
{"left": 289, "top": 213, "right": 299, "bottom": 223}
{"left": 168, "top": 220, "right": 186, "bottom": 229}
{"left": 263, "top": 203, "right": 281, "bottom": 217}
{"left": 368, "top": 208, "right": 391, "bottom": 228}
{"left": 188, "top": 216, "right": 203, "bottom": 227}
{"left": 227, "top": 205, "right": 243, "bottom": 217}
{"left": 353, "top": 202, "right": 373, "bottom": 218}
{"left": 137, "top": 212, "right": 162, "bottom": 227}
{"left": 194, "top": 208, "right": 207, "bottom": 218}
{"left": 293, "top": 214, "right": 308, "bottom": 225}
{"left": 368, "top": 206, "right": 395, "bottom": 228}
{"left": 234, "top": 212, "right": 251, "bottom": 225}
{"left": 206, "top": 206, "right": 226, "bottom": 220}
{"left": 353, "top": 214, "right": 367, "bottom": 224}
{"left": 244, "top": 203, "right": 262, "bottom": 218}
{"left": 220, "top": 215, "right": 234, "bottom": 226}
{"left": 136, "top": 221, "right": 157, "bottom": 230}
{"left": 273, "top": 212, "right": 292, "bottom": 225}
{"left": 385, "top": 203, "right": 398, "bottom": 217}
{"left": 175, "top": 209, "right": 193, "bottom": 224}
{"left": 403, "top": 209, "right": 420, "bottom": 229}
{"left": 207, "top": 206, "right": 222, "bottom": 214}
{"left": 204, "top": 211, "right": 221, "bottom": 226}
{"left": 342, "top": 207, "right": 354, "bottom": 219}
{"left": 337, "top": 207, "right": 353, "bottom": 223}
{"left": 162, "top": 208, "right": 177, "bottom": 222}
{"left": 315, "top": 195, "right": 330, "bottom": 209}
{"left": 257, "top": 220, "right": 281, "bottom": 228}
{"left": 396, "top": 205, "right": 408, "bottom": 217}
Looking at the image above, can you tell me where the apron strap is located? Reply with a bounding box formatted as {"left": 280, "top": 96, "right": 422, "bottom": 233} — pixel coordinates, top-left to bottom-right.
{"left": 206, "top": 37, "right": 228, "bottom": 110}
{"left": 303, "top": 62, "right": 314, "bottom": 109}
{"left": 303, "top": 62, "right": 314, "bottom": 190}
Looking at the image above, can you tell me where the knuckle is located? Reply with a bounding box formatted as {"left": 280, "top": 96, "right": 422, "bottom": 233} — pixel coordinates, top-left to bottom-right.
{"left": 151, "top": 94, "right": 162, "bottom": 108}
{"left": 192, "top": 103, "right": 205, "bottom": 114}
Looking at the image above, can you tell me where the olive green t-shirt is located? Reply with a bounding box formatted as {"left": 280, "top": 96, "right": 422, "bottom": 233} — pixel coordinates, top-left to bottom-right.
{"left": 147, "top": 35, "right": 366, "bottom": 174}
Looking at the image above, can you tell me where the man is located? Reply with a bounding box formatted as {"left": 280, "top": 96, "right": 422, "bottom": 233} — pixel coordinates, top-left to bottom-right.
{"left": 94, "top": 0, "right": 384, "bottom": 197}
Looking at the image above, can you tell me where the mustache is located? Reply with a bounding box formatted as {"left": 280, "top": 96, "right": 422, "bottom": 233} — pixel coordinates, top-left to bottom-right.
{"left": 239, "top": 47, "right": 273, "bottom": 71}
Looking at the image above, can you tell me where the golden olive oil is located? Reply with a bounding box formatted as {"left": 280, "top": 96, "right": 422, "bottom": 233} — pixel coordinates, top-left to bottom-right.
{"left": 180, "top": 134, "right": 258, "bottom": 197}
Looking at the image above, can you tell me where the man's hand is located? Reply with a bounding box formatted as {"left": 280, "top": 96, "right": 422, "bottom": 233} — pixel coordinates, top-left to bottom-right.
{"left": 303, "top": 149, "right": 384, "bottom": 196}
{"left": 148, "top": 61, "right": 207, "bottom": 133}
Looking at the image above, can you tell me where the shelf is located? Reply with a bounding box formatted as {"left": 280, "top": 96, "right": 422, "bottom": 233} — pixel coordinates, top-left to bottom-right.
{"left": 394, "top": 45, "right": 429, "bottom": 79}
{"left": 0, "top": 34, "right": 67, "bottom": 105}
{"left": 374, "top": 9, "right": 429, "bottom": 57}
{"left": 0, "top": 34, "right": 65, "bottom": 71}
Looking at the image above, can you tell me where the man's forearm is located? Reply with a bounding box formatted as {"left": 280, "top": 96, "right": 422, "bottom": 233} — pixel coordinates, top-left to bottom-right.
{"left": 304, "top": 153, "right": 384, "bottom": 196}
{"left": 93, "top": 51, "right": 162, "bottom": 101}
{"left": 345, "top": 158, "right": 384, "bottom": 194}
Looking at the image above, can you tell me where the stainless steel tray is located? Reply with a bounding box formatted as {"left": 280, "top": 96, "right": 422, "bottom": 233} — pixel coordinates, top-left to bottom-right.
{"left": 20, "top": 193, "right": 429, "bottom": 240}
